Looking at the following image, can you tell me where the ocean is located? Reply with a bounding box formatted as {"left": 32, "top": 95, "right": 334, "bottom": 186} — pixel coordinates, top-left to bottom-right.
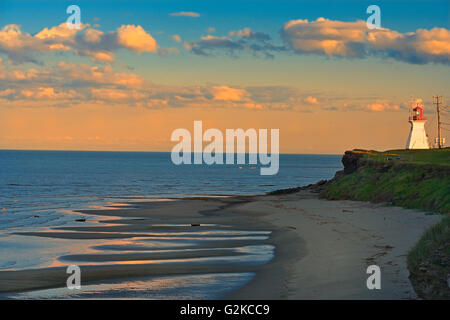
{"left": 0, "top": 150, "right": 342, "bottom": 299}
{"left": 0, "top": 150, "right": 342, "bottom": 231}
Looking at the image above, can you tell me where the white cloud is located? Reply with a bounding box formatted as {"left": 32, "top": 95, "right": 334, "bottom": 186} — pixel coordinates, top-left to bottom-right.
{"left": 281, "top": 17, "right": 450, "bottom": 64}
{"left": 0, "top": 23, "right": 159, "bottom": 63}
{"left": 169, "top": 12, "right": 200, "bottom": 18}
{"left": 116, "top": 25, "right": 158, "bottom": 54}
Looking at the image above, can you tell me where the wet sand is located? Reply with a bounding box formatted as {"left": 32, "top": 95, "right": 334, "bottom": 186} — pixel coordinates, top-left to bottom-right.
{"left": 0, "top": 191, "right": 442, "bottom": 299}
{"left": 0, "top": 197, "right": 276, "bottom": 296}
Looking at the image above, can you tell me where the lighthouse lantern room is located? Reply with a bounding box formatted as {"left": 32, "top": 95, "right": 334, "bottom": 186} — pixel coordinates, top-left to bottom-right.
{"left": 406, "top": 105, "right": 430, "bottom": 149}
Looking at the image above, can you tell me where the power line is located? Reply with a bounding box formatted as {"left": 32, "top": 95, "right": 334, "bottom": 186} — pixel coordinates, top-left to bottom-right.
{"left": 433, "top": 96, "right": 443, "bottom": 148}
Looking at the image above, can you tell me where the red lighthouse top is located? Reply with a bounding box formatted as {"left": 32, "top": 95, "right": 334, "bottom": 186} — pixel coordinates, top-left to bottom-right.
{"left": 412, "top": 106, "right": 425, "bottom": 120}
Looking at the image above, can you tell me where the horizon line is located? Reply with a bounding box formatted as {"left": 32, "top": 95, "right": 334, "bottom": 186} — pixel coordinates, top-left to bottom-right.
{"left": 0, "top": 148, "right": 343, "bottom": 156}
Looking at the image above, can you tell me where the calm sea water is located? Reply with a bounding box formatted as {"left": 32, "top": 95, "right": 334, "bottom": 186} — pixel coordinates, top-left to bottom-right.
{"left": 0, "top": 150, "right": 342, "bottom": 230}
{"left": 0, "top": 150, "right": 342, "bottom": 298}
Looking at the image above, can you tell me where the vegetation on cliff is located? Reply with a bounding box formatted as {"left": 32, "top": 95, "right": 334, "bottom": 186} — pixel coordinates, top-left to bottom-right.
{"left": 407, "top": 215, "right": 450, "bottom": 299}
{"left": 322, "top": 148, "right": 450, "bottom": 214}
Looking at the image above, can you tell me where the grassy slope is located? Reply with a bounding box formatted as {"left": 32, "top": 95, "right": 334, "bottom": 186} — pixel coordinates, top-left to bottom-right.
{"left": 322, "top": 148, "right": 449, "bottom": 299}
{"left": 322, "top": 149, "right": 450, "bottom": 214}
{"left": 407, "top": 215, "right": 450, "bottom": 299}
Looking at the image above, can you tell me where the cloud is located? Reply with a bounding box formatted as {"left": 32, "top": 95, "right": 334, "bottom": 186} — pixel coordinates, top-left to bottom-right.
{"left": 281, "top": 18, "right": 366, "bottom": 57}
{"left": 367, "top": 27, "right": 450, "bottom": 64}
{"left": 185, "top": 29, "right": 283, "bottom": 58}
{"left": 158, "top": 47, "right": 180, "bottom": 56}
{"left": 2, "top": 17, "right": 447, "bottom": 67}
{"left": 304, "top": 96, "right": 319, "bottom": 105}
{"left": 35, "top": 23, "right": 81, "bottom": 40}
{"left": 330, "top": 98, "right": 408, "bottom": 113}
{"left": 0, "top": 88, "right": 15, "bottom": 97}
{"left": 91, "top": 88, "right": 134, "bottom": 100}
{"left": 169, "top": 12, "right": 200, "bottom": 18}
{"left": 0, "top": 60, "right": 147, "bottom": 106}
{"left": 116, "top": 25, "right": 158, "bottom": 54}
{"left": 211, "top": 86, "right": 248, "bottom": 101}
{"left": 179, "top": 18, "right": 450, "bottom": 64}
{"left": 19, "top": 87, "right": 77, "bottom": 100}
{"left": 0, "top": 23, "right": 159, "bottom": 63}
{"left": 184, "top": 35, "right": 244, "bottom": 56}
{"left": 229, "top": 28, "right": 271, "bottom": 41}
{"left": 281, "top": 17, "right": 450, "bottom": 64}
{"left": 84, "top": 51, "right": 115, "bottom": 62}
{"left": 83, "top": 28, "right": 103, "bottom": 43}
{"left": 0, "top": 59, "right": 320, "bottom": 110}
{"left": 0, "top": 54, "right": 432, "bottom": 113}
{"left": 365, "top": 100, "right": 401, "bottom": 112}
{"left": 172, "top": 34, "right": 182, "bottom": 43}
{"left": 0, "top": 24, "right": 58, "bottom": 63}
{"left": 56, "top": 62, "right": 145, "bottom": 87}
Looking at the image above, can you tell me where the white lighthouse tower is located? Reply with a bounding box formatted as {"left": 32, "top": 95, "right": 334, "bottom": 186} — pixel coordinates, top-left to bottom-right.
{"left": 406, "top": 105, "right": 430, "bottom": 149}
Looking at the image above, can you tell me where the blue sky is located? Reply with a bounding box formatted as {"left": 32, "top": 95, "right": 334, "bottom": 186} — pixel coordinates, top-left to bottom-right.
{"left": 0, "top": 0, "right": 448, "bottom": 152}
{"left": 2, "top": 0, "right": 448, "bottom": 35}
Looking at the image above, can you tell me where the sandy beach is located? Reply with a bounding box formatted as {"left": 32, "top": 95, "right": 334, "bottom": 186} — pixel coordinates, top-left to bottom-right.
{"left": 0, "top": 190, "right": 441, "bottom": 299}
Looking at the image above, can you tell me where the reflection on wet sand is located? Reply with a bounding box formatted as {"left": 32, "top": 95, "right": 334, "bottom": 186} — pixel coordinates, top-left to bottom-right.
{"left": 3, "top": 273, "right": 255, "bottom": 300}
{"left": 0, "top": 197, "right": 275, "bottom": 299}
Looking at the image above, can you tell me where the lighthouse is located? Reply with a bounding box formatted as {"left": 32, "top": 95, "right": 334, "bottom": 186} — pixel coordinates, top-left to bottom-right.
{"left": 406, "top": 105, "right": 430, "bottom": 149}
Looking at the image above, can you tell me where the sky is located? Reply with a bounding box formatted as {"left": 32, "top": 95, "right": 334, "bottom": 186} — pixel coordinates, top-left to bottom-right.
{"left": 0, "top": 0, "right": 449, "bottom": 153}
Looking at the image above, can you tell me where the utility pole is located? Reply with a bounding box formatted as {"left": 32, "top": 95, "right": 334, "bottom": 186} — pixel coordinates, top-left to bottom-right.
{"left": 433, "top": 95, "right": 442, "bottom": 148}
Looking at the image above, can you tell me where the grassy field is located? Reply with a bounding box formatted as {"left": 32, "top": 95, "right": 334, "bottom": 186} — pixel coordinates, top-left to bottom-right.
{"left": 351, "top": 148, "right": 450, "bottom": 167}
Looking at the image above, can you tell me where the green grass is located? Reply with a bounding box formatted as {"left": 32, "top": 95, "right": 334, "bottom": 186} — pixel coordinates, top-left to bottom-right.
{"left": 352, "top": 148, "right": 450, "bottom": 167}
{"left": 323, "top": 165, "right": 450, "bottom": 214}
{"left": 323, "top": 148, "right": 450, "bottom": 213}
{"left": 408, "top": 215, "right": 450, "bottom": 271}
{"left": 407, "top": 215, "right": 450, "bottom": 299}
